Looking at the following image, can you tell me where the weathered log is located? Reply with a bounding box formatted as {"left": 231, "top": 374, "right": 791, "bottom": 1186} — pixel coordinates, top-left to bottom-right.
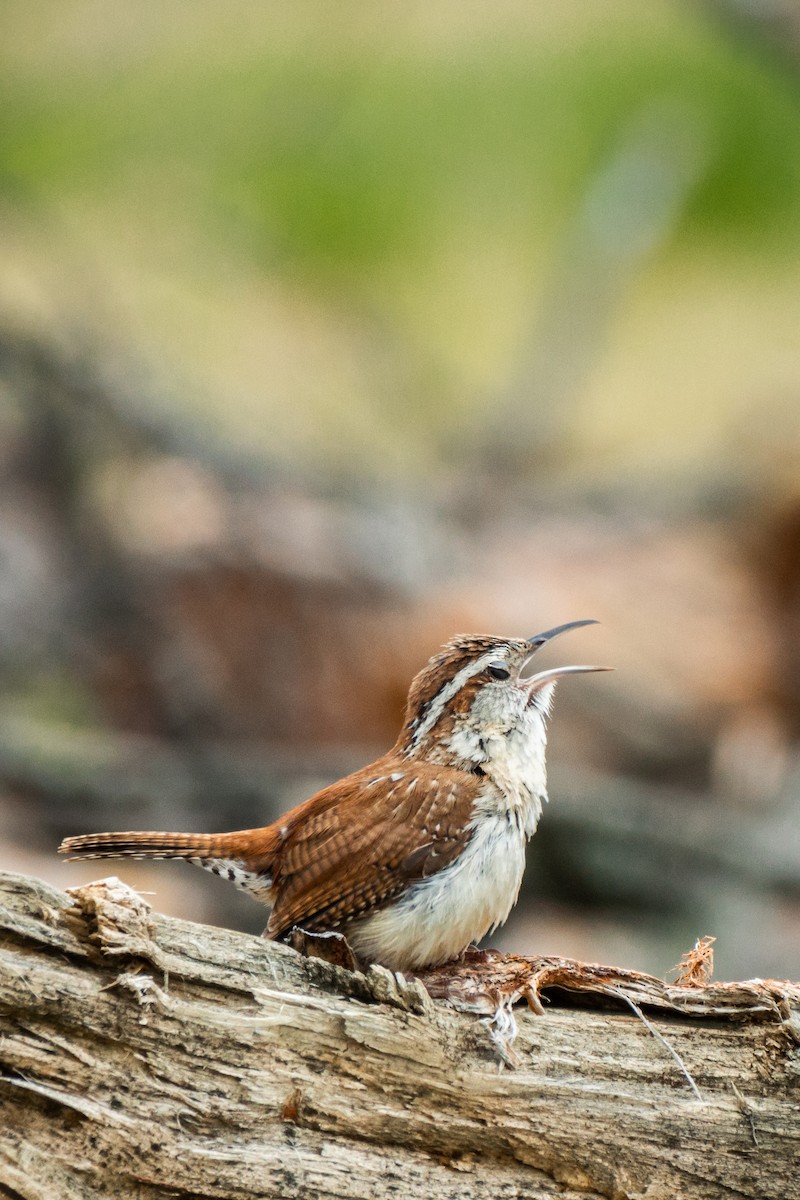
{"left": 0, "top": 870, "right": 798, "bottom": 1199}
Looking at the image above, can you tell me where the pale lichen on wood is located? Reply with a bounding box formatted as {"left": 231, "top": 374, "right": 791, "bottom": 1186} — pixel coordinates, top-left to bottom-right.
{"left": 0, "top": 870, "right": 798, "bottom": 1199}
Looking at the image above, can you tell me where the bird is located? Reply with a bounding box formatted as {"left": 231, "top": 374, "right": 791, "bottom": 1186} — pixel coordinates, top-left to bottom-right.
{"left": 60, "top": 620, "right": 608, "bottom": 973}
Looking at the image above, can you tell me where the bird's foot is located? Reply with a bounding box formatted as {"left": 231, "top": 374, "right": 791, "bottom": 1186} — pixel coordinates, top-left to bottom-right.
{"left": 284, "top": 926, "right": 361, "bottom": 973}
{"left": 456, "top": 943, "right": 494, "bottom": 965}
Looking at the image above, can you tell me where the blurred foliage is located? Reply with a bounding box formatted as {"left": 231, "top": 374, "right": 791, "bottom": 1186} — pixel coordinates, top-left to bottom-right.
{"left": 2, "top": 4, "right": 799, "bottom": 266}
{"left": 0, "top": 2, "right": 799, "bottom": 481}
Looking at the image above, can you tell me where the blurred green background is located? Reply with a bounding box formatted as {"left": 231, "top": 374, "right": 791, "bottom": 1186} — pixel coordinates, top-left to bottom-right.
{"left": 1, "top": 1, "right": 799, "bottom": 982}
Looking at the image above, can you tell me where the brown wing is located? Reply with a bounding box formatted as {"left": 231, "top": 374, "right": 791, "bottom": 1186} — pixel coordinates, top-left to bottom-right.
{"left": 266, "top": 761, "right": 484, "bottom": 939}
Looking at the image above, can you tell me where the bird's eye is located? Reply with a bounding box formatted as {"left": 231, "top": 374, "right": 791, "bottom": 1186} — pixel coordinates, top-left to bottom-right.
{"left": 487, "top": 662, "right": 510, "bottom": 680}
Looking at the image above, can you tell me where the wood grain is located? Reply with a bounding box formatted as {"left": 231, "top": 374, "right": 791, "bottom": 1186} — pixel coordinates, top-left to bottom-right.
{"left": 0, "top": 870, "right": 798, "bottom": 1200}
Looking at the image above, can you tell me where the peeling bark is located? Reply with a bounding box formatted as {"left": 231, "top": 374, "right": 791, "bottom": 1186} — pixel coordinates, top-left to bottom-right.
{"left": 0, "top": 870, "right": 798, "bottom": 1200}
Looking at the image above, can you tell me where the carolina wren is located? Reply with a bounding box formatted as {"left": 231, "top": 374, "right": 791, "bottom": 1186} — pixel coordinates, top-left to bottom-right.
{"left": 60, "top": 620, "right": 607, "bottom": 973}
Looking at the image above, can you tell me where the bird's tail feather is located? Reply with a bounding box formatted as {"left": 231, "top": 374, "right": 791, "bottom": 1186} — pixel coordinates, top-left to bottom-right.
{"left": 58, "top": 827, "right": 279, "bottom": 867}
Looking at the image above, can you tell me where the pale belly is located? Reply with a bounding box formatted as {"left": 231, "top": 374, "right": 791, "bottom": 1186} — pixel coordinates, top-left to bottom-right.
{"left": 347, "top": 815, "right": 528, "bottom": 973}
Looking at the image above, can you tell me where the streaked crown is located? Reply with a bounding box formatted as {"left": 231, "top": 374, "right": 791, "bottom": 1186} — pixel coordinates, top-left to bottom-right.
{"left": 395, "top": 622, "right": 606, "bottom": 767}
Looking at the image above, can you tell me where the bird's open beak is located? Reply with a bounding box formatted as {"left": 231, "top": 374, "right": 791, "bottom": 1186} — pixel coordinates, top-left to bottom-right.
{"left": 525, "top": 663, "right": 613, "bottom": 691}
{"left": 523, "top": 619, "right": 612, "bottom": 692}
{"left": 526, "top": 618, "right": 598, "bottom": 652}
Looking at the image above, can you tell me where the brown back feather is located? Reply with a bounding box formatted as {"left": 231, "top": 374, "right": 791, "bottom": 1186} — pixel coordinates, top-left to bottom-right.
{"left": 265, "top": 759, "right": 484, "bottom": 938}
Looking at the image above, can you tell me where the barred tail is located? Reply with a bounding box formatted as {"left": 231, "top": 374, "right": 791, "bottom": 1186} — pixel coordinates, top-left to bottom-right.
{"left": 58, "top": 829, "right": 274, "bottom": 864}
{"left": 59, "top": 826, "right": 282, "bottom": 904}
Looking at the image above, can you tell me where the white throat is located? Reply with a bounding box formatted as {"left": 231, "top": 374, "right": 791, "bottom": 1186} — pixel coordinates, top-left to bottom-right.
{"left": 447, "top": 684, "right": 555, "bottom": 835}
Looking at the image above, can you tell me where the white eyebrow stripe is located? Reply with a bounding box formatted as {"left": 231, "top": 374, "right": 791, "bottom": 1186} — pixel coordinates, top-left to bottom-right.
{"left": 410, "top": 650, "right": 503, "bottom": 746}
